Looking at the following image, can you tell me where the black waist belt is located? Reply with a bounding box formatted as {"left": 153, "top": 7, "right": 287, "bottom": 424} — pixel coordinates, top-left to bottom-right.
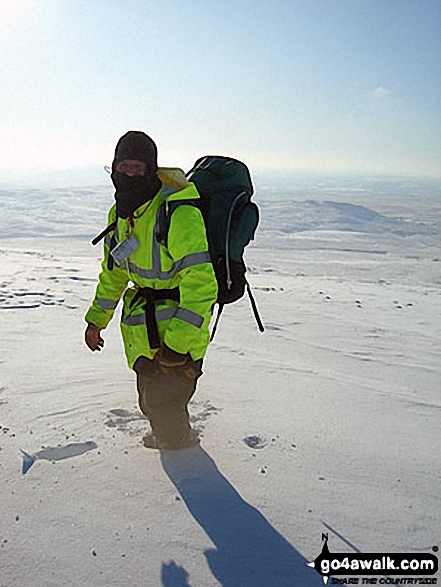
{"left": 129, "top": 286, "right": 180, "bottom": 349}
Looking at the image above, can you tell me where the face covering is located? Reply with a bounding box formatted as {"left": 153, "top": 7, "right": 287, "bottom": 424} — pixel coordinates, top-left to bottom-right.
{"left": 111, "top": 171, "right": 161, "bottom": 219}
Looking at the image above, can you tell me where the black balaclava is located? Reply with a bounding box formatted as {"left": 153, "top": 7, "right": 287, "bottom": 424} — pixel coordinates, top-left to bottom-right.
{"left": 111, "top": 131, "right": 162, "bottom": 219}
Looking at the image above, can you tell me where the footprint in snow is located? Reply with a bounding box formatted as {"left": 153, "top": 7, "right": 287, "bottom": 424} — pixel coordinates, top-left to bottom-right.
{"left": 105, "top": 408, "right": 147, "bottom": 432}
{"left": 0, "top": 289, "right": 72, "bottom": 310}
{"left": 265, "top": 323, "right": 283, "bottom": 331}
{"left": 105, "top": 402, "right": 221, "bottom": 439}
{"left": 243, "top": 435, "right": 268, "bottom": 449}
{"left": 254, "top": 286, "right": 278, "bottom": 292}
{"left": 68, "top": 276, "right": 95, "bottom": 282}
{"left": 189, "top": 400, "right": 221, "bottom": 435}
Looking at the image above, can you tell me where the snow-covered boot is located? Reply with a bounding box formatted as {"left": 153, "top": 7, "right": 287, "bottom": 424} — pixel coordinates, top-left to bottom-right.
{"left": 143, "top": 428, "right": 200, "bottom": 450}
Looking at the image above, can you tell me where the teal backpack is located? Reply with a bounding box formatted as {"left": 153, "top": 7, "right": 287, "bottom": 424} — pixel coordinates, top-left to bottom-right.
{"left": 157, "top": 155, "right": 264, "bottom": 339}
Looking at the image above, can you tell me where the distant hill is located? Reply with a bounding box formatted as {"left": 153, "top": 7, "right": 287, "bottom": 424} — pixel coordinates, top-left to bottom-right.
{"left": 0, "top": 165, "right": 109, "bottom": 189}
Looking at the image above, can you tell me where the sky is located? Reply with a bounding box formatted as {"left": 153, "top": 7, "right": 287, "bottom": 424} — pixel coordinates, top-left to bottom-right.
{"left": 0, "top": 0, "right": 440, "bottom": 179}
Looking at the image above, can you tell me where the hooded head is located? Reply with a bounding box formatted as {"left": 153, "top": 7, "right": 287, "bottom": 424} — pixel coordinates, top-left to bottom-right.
{"left": 112, "top": 131, "right": 158, "bottom": 173}
{"left": 111, "top": 131, "right": 161, "bottom": 218}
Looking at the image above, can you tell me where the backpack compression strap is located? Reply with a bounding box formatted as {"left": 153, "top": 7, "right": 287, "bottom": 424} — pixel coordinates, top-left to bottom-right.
{"left": 210, "top": 303, "right": 224, "bottom": 342}
{"left": 91, "top": 220, "right": 118, "bottom": 270}
{"left": 246, "top": 282, "right": 264, "bottom": 332}
{"left": 209, "top": 284, "right": 264, "bottom": 342}
{"left": 155, "top": 199, "right": 200, "bottom": 247}
{"left": 91, "top": 221, "right": 117, "bottom": 246}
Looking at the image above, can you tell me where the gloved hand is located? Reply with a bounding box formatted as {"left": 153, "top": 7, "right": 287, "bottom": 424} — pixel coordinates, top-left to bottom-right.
{"left": 85, "top": 323, "right": 104, "bottom": 352}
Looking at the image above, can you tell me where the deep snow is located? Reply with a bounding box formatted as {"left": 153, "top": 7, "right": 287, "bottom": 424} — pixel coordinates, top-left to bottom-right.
{"left": 0, "top": 174, "right": 440, "bottom": 586}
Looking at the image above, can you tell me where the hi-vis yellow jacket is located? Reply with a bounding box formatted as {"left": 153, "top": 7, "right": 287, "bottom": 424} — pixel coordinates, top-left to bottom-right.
{"left": 85, "top": 168, "right": 218, "bottom": 369}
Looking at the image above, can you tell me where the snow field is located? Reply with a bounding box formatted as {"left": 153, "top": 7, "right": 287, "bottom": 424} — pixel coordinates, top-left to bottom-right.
{"left": 0, "top": 180, "right": 440, "bottom": 585}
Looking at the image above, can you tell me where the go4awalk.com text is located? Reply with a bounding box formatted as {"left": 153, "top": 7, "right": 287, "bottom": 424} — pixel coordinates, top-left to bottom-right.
{"left": 330, "top": 579, "right": 437, "bottom": 585}
{"left": 317, "top": 553, "right": 438, "bottom": 577}
{"left": 308, "top": 534, "right": 438, "bottom": 584}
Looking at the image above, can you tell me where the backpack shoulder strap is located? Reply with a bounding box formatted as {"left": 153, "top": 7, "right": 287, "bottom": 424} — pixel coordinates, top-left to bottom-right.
{"left": 156, "top": 199, "right": 200, "bottom": 247}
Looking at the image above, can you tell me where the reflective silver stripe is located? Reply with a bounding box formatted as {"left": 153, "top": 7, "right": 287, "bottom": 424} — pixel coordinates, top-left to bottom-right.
{"left": 152, "top": 207, "right": 162, "bottom": 275}
{"left": 151, "top": 188, "right": 176, "bottom": 277}
{"left": 122, "top": 313, "right": 145, "bottom": 326}
{"left": 122, "top": 308, "right": 177, "bottom": 326}
{"left": 151, "top": 194, "right": 205, "bottom": 278}
{"left": 121, "top": 307, "right": 203, "bottom": 328}
{"left": 156, "top": 308, "right": 177, "bottom": 321}
{"left": 97, "top": 298, "right": 118, "bottom": 310}
{"left": 174, "top": 308, "right": 204, "bottom": 328}
{"left": 128, "top": 251, "right": 211, "bottom": 281}
{"left": 127, "top": 262, "right": 158, "bottom": 279}
{"left": 175, "top": 251, "right": 211, "bottom": 272}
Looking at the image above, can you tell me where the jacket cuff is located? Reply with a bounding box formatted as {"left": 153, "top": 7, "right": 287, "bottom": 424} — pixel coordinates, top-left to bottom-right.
{"left": 84, "top": 306, "right": 112, "bottom": 329}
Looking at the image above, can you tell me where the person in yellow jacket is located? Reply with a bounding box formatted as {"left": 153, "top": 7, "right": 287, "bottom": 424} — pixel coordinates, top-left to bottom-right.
{"left": 85, "top": 131, "right": 218, "bottom": 449}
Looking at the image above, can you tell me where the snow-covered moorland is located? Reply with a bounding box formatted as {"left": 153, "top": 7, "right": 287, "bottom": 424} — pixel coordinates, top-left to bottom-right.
{"left": 0, "top": 173, "right": 440, "bottom": 586}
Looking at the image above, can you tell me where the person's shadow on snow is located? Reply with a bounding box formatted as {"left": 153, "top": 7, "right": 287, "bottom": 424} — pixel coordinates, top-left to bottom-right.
{"left": 161, "top": 561, "right": 191, "bottom": 587}
{"left": 160, "top": 445, "right": 322, "bottom": 587}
